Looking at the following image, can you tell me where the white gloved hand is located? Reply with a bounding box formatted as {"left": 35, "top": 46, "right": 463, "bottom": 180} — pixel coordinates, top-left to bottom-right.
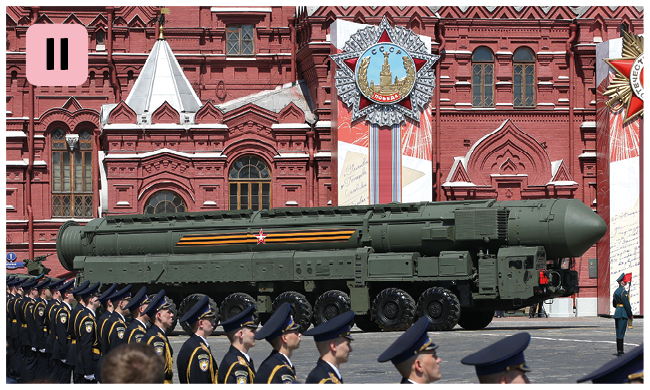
{"left": 31, "top": 347, "right": 37, "bottom": 352}
{"left": 39, "top": 348, "right": 46, "bottom": 353}
{"left": 61, "top": 359, "right": 67, "bottom": 364}
{"left": 84, "top": 374, "right": 96, "bottom": 381}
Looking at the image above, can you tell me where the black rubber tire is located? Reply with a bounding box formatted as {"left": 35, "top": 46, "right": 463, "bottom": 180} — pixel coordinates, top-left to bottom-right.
{"left": 220, "top": 292, "right": 259, "bottom": 326}
{"left": 177, "top": 293, "right": 218, "bottom": 336}
{"left": 353, "top": 314, "right": 381, "bottom": 333}
{"left": 416, "top": 287, "right": 461, "bottom": 331}
{"left": 371, "top": 288, "right": 416, "bottom": 331}
{"left": 312, "top": 290, "right": 351, "bottom": 326}
{"left": 273, "top": 291, "right": 313, "bottom": 333}
{"left": 164, "top": 295, "right": 178, "bottom": 336}
{"left": 457, "top": 308, "right": 494, "bottom": 330}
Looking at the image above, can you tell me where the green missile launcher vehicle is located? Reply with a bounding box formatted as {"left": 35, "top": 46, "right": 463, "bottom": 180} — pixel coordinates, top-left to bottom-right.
{"left": 56, "top": 198, "right": 606, "bottom": 334}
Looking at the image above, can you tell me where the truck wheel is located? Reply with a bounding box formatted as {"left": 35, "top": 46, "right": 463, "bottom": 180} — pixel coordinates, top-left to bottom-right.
{"left": 273, "top": 291, "right": 313, "bottom": 333}
{"left": 177, "top": 293, "right": 218, "bottom": 336}
{"left": 458, "top": 308, "right": 494, "bottom": 330}
{"left": 164, "top": 295, "right": 178, "bottom": 336}
{"left": 353, "top": 314, "right": 381, "bottom": 333}
{"left": 313, "top": 290, "right": 351, "bottom": 326}
{"left": 416, "top": 287, "right": 460, "bottom": 331}
{"left": 220, "top": 292, "right": 259, "bottom": 325}
{"left": 371, "top": 288, "right": 416, "bottom": 331}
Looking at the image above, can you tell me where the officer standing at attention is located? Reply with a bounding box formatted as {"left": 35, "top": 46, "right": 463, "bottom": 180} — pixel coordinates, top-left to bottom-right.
{"left": 65, "top": 279, "right": 90, "bottom": 383}
{"left": 613, "top": 273, "right": 633, "bottom": 356}
{"left": 44, "top": 279, "right": 65, "bottom": 381}
{"left": 176, "top": 296, "right": 219, "bottom": 383}
{"left": 97, "top": 284, "right": 132, "bottom": 383}
{"left": 304, "top": 311, "right": 355, "bottom": 384}
{"left": 217, "top": 305, "right": 258, "bottom": 384}
{"left": 97, "top": 283, "right": 117, "bottom": 351}
{"left": 254, "top": 302, "right": 301, "bottom": 384}
{"left": 378, "top": 317, "right": 442, "bottom": 384}
{"left": 19, "top": 278, "right": 40, "bottom": 382}
{"left": 460, "top": 332, "right": 532, "bottom": 384}
{"left": 75, "top": 282, "right": 102, "bottom": 383}
{"left": 52, "top": 279, "right": 76, "bottom": 383}
{"left": 144, "top": 290, "right": 175, "bottom": 384}
{"left": 124, "top": 287, "right": 151, "bottom": 344}
{"left": 577, "top": 344, "right": 643, "bottom": 383}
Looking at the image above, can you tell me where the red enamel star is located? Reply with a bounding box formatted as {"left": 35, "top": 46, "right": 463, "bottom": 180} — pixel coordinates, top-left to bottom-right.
{"left": 254, "top": 228, "right": 267, "bottom": 245}
{"left": 604, "top": 31, "right": 644, "bottom": 124}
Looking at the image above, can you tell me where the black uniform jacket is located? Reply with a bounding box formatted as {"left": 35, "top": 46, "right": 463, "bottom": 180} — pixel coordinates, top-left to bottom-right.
{"left": 217, "top": 345, "right": 256, "bottom": 384}
{"left": 66, "top": 303, "right": 85, "bottom": 365}
{"left": 255, "top": 349, "right": 297, "bottom": 384}
{"left": 305, "top": 358, "right": 343, "bottom": 384}
{"left": 52, "top": 302, "right": 72, "bottom": 360}
{"left": 177, "top": 334, "right": 218, "bottom": 383}
{"left": 45, "top": 299, "right": 61, "bottom": 354}
{"left": 75, "top": 307, "right": 101, "bottom": 376}
{"left": 32, "top": 298, "right": 48, "bottom": 350}
{"left": 145, "top": 324, "right": 174, "bottom": 384}
{"left": 126, "top": 318, "right": 148, "bottom": 344}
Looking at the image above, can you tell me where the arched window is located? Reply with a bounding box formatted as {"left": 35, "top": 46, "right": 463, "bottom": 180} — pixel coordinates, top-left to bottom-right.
{"left": 513, "top": 48, "right": 535, "bottom": 107}
{"left": 144, "top": 191, "right": 186, "bottom": 214}
{"left": 229, "top": 156, "right": 271, "bottom": 211}
{"left": 472, "top": 47, "right": 494, "bottom": 107}
{"left": 52, "top": 129, "right": 94, "bottom": 217}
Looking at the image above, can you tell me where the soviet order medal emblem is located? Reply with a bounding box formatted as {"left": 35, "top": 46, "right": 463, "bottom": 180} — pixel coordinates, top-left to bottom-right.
{"left": 331, "top": 17, "right": 439, "bottom": 127}
{"left": 604, "top": 31, "right": 644, "bottom": 124}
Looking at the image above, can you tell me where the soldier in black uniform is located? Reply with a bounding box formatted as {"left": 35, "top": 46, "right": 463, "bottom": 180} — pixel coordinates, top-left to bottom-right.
{"left": 6, "top": 277, "right": 25, "bottom": 381}
{"left": 32, "top": 278, "right": 53, "bottom": 380}
{"left": 97, "top": 283, "right": 117, "bottom": 352}
{"left": 97, "top": 284, "right": 132, "bottom": 383}
{"left": 75, "top": 282, "right": 102, "bottom": 383}
{"left": 52, "top": 279, "right": 76, "bottom": 383}
{"left": 304, "top": 311, "right": 355, "bottom": 384}
{"left": 577, "top": 344, "right": 643, "bottom": 383}
{"left": 218, "top": 305, "right": 258, "bottom": 384}
{"left": 461, "top": 332, "right": 532, "bottom": 384}
{"left": 43, "top": 279, "right": 65, "bottom": 381}
{"left": 65, "top": 280, "right": 91, "bottom": 383}
{"left": 176, "top": 295, "right": 219, "bottom": 383}
{"left": 254, "top": 302, "right": 301, "bottom": 384}
{"left": 19, "top": 278, "right": 40, "bottom": 382}
{"left": 378, "top": 317, "right": 442, "bottom": 384}
{"left": 123, "top": 286, "right": 151, "bottom": 344}
{"left": 144, "top": 290, "right": 175, "bottom": 384}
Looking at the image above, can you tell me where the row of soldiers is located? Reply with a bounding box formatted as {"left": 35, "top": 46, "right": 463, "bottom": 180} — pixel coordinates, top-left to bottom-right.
{"left": 7, "top": 275, "right": 643, "bottom": 384}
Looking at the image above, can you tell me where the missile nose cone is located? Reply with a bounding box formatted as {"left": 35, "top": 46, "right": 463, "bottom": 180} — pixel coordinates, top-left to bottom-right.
{"left": 560, "top": 200, "right": 607, "bottom": 258}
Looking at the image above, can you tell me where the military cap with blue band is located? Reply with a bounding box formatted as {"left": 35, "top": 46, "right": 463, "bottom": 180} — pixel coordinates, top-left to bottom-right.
{"left": 304, "top": 311, "right": 355, "bottom": 342}
{"left": 56, "top": 279, "right": 76, "bottom": 294}
{"left": 124, "top": 286, "right": 150, "bottom": 312}
{"left": 108, "top": 284, "right": 132, "bottom": 303}
{"left": 35, "top": 277, "right": 52, "bottom": 290}
{"left": 461, "top": 332, "right": 532, "bottom": 376}
{"left": 378, "top": 317, "right": 437, "bottom": 364}
{"left": 254, "top": 302, "right": 300, "bottom": 342}
{"left": 221, "top": 304, "right": 258, "bottom": 332}
{"left": 70, "top": 280, "right": 90, "bottom": 296}
{"left": 577, "top": 344, "right": 643, "bottom": 383}
{"left": 79, "top": 282, "right": 101, "bottom": 299}
{"left": 21, "top": 278, "right": 40, "bottom": 290}
{"left": 46, "top": 279, "right": 65, "bottom": 291}
{"left": 142, "top": 289, "right": 172, "bottom": 318}
{"left": 616, "top": 273, "right": 626, "bottom": 282}
{"left": 179, "top": 295, "right": 216, "bottom": 326}
{"left": 98, "top": 283, "right": 117, "bottom": 304}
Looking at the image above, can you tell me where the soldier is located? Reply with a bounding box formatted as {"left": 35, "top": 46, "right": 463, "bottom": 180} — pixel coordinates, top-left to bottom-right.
{"left": 124, "top": 287, "right": 151, "bottom": 344}
{"left": 304, "top": 311, "right": 355, "bottom": 384}
{"left": 32, "top": 278, "right": 53, "bottom": 380}
{"left": 19, "top": 278, "right": 40, "bottom": 382}
{"left": 66, "top": 280, "right": 92, "bottom": 383}
{"left": 217, "top": 305, "right": 258, "bottom": 384}
{"left": 613, "top": 273, "right": 633, "bottom": 356}
{"left": 577, "top": 344, "right": 643, "bottom": 383}
{"left": 42, "top": 278, "right": 64, "bottom": 380}
{"left": 378, "top": 317, "right": 442, "bottom": 384}
{"left": 254, "top": 302, "right": 301, "bottom": 384}
{"left": 74, "top": 282, "right": 103, "bottom": 383}
{"left": 144, "top": 290, "right": 175, "bottom": 384}
{"left": 52, "top": 279, "right": 76, "bottom": 383}
{"left": 97, "top": 283, "right": 118, "bottom": 351}
{"left": 176, "top": 296, "right": 219, "bottom": 383}
{"left": 98, "top": 284, "right": 132, "bottom": 383}
{"left": 461, "top": 332, "right": 532, "bottom": 384}
{"left": 6, "top": 277, "right": 25, "bottom": 381}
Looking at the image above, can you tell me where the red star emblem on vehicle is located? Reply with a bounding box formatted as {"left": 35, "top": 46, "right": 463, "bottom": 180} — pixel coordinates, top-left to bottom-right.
{"left": 604, "top": 31, "right": 644, "bottom": 124}
{"left": 254, "top": 228, "right": 268, "bottom": 245}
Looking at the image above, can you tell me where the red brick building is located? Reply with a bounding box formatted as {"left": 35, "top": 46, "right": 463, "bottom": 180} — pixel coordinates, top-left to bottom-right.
{"left": 5, "top": 6, "right": 644, "bottom": 313}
